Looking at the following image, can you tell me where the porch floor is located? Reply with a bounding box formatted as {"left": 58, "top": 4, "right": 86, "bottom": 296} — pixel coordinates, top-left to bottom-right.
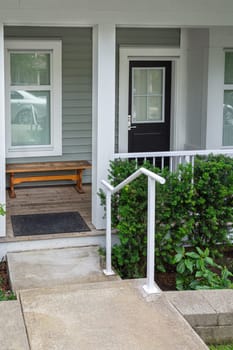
{"left": 3, "top": 184, "right": 100, "bottom": 242}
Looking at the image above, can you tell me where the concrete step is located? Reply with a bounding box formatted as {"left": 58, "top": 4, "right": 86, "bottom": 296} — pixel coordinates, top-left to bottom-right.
{"left": 7, "top": 245, "right": 119, "bottom": 292}
{"left": 19, "top": 279, "right": 208, "bottom": 350}
{"left": 166, "top": 289, "right": 233, "bottom": 345}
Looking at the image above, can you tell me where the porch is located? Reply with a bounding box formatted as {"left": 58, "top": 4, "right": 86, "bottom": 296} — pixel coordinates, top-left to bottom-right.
{"left": 0, "top": 20, "right": 233, "bottom": 239}
{"left": 0, "top": 184, "right": 109, "bottom": 259}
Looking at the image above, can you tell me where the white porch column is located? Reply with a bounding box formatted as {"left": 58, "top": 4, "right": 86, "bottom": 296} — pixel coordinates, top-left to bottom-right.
{"left": 0, "top": 23, "right": 6, "bottom": 237}
{"left": 92, "top": 24, "right": 116, "bottom": 229}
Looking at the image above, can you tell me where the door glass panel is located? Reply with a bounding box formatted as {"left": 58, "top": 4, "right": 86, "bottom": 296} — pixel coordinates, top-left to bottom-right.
{"left": 148, "top": 69, "right": 163, "bottom": 94}
{"left": 132, "top": 96, "right": 147, "bottom": 122}
{"left": 133, "top": 69, "right": 147, "bottom": 94}
{"left": 132, "top": 67, "right": 164, "bottom": 123}
{"left": 223, "top": 90, "right": 233, "bottom": 146}
{"left": 10, "top": 53, "right": 50, "bottom": 86}
{"left": 11, "top": 90, "right": 51, "bottom": 146}
{"left": 148, "top": 96, "right": 162, "bottom": 121}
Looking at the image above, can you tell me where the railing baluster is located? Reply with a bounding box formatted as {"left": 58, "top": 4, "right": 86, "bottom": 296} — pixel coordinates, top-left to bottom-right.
{"left": 191, "top": 156, "right": 195, "bottom": 185}
{"left": 161, "top": 157, "right": 164, "bottom": 170}
{"left": 169, "top": 157, "right": 173, "bottom": 172}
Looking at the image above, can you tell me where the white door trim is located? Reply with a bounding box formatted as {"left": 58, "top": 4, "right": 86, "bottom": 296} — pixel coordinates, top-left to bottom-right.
{"left": 118, "top": 47, "right": 184, "bottom": 152}
{"left": 0, "top": 23, "right": 6, "bottom": 237}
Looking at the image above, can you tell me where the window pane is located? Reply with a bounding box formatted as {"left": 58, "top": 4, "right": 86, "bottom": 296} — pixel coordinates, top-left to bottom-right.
{"left": 10, "top": 53, "right": 50, "bottom": 86}
{"left": 133, "top": 69, "right": 147, "bottom": 94}
{"left": 148, "top": 96, "right": 163, "bottom": 121}
{"left": 224, "top": 52, "right": 233, "bottom": 85}
{"left": 132, "top": 96, "right": 147, "bottom": 122}
{"left": 11, "top": 90, "right": 51, "bottom": 146}
{"left": 223, "top": 90, "right": 233, "bottom": 146}
{"left": 148, "top": 69, "right": 163, "bottom": 94}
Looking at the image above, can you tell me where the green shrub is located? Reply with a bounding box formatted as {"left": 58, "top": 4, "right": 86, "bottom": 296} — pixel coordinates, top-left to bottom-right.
{"left": 190, "top": 155, "right": 233, "bottom": 254}
{"left": 101, "top": 160, "right": 194, "bottom": 277}
{"left": 100, "top": 155, "right": 233, "bottom": 280}
{"left": 173, "top": 246, "right": 233, "bottom": 290}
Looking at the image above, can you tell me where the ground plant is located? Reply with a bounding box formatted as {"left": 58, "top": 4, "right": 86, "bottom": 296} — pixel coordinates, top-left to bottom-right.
{"left": 209, "top": 345, "right": 233, "bottom": 350}
{"left": 0, "top": 204, "right": 5, "bottom": 216}
{"left": 173, "top": 246, "right": 233, "bottom": 290}
{"left": 0, "top": 204, "right": 16, "bottom": 301}
{"left": 100, "top": 155, "right": 233, "bottom": 289}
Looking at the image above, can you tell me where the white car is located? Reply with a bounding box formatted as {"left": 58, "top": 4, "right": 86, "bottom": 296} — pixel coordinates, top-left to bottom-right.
{"left": 223, "top": 103, "right": 233, "bottom": 126}
{"left": 11, "top": 90, "right": 47, "bottom": 126}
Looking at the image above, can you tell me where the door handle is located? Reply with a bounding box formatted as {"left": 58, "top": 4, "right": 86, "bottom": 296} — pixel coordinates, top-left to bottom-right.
{"left": 128, "top": 115, "right": 136, "bottom": 130}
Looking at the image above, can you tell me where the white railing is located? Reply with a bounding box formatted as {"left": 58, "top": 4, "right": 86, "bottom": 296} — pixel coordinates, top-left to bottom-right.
{"left": 101, "top": 167, "right": 165, "bottom": 295}
{"left": 114, "top": 149, "right": 233, "bottom": 172}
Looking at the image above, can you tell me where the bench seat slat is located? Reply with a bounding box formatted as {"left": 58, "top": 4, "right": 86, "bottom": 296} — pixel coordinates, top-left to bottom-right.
{"left": 6, "top": 161, "right": 91, "bottom": 173}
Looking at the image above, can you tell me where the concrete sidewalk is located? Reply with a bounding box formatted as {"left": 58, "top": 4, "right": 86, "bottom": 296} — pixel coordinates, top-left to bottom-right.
{"left": 19, "top": 279, "right": 208, "bottom": 350}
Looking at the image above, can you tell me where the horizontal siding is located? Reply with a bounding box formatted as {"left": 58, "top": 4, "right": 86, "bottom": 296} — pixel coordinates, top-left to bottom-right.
{"left": 116, "top": 28, "right": 180, "bottom": 47}
{"left": 5, "top": 26, "right": 92, "bottom": 184}
{"left": 115, "top": 28, "right": 180, "bottom": 151}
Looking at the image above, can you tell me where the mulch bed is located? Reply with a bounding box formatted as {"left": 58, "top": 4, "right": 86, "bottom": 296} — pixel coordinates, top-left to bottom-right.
{"left": 0, "top": 260, "right": 11, "bottom": 292}
{"left": 156, "top": 271, "right": 177, "bottom": 291}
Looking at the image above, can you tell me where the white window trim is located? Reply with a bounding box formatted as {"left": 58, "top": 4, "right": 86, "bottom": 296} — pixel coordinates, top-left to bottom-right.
{"left": 5, "top": 39, "right": 62, "bottom": 158}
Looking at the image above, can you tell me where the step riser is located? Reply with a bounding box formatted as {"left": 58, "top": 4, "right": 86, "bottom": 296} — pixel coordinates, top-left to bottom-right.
{"left": 0, "top": 234, "right": 119, "bottom": 260}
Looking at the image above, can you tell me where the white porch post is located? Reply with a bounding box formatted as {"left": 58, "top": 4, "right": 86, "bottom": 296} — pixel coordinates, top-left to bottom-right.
{"left": 0, "top": 23, "right": 6, "bottom": 237}
{"left": 92, "top": 24, "right": 116, "bottom": 229}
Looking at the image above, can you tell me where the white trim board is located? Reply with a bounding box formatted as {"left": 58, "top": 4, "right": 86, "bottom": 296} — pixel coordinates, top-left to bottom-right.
{"left": 118, "top": 47, "right": 185, "bottom": 152}
{"left": 0, "top": 24, "right": 6, "bottom": 237}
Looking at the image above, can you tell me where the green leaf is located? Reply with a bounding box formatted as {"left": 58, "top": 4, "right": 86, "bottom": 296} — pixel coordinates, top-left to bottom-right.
{"left": 196, "top": 247, "right": 204, "bottom": 256}
{"left": 173, "top": 253, "right": 183, "bottom": 264}
{"left": 184, "top": 259, "right": 194, "bottom": 273}
{"left": 177, "top": 260, "right": 185, "bottom": 274}
{"left": 186, "top": 252, "right": 200, "bottom": 259}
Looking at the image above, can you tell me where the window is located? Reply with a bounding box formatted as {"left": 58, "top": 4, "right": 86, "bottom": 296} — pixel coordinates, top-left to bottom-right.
{"left": 223, "top": 51, "right": 233, "bottom": 147}
{"left": 5, "top": 40, "right": 62, "bottom": 157}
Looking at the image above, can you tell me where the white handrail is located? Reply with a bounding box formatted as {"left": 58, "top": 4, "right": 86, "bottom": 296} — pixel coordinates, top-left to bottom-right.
{"left": 101, "top": 167, "right": 166, "bottom": 294}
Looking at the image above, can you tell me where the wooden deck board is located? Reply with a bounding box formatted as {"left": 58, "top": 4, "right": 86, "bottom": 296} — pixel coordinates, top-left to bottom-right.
{"left": 6, "top": 185, "right": 93, "bottom": 239}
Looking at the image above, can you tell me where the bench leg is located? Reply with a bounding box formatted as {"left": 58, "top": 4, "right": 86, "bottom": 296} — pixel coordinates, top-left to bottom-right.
{"left": 75, "top": 170, "right": 84, "bottom": 193}
{"left": 9, "top": 173, "right": 16, "bottom": 198}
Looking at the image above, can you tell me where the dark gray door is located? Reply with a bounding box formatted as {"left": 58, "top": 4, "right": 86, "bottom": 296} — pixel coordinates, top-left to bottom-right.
{"left": 128, "top": 61, "right": 171, "bottom": 152}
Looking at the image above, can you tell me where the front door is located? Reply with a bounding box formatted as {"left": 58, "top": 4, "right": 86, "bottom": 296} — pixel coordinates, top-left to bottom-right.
{"left": 128, "top": 61, "right": 171, "bottom": 152}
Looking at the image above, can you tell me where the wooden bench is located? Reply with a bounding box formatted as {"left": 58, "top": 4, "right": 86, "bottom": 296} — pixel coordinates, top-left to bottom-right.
{"left": 6, "top": 160, "right": 91, "bottom": 198}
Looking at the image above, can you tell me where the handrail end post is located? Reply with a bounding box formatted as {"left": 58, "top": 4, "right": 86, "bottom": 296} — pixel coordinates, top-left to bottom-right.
{"left": 103, "top": 268, "right": 115, "bottom": 276}
{"left": 143, "top": 283, "right": 161, "bottom": 295}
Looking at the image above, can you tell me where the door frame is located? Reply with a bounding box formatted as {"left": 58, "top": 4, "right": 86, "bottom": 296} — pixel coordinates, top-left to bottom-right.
{"left": 118, "top": 46, "right": 185, "bottom": 153}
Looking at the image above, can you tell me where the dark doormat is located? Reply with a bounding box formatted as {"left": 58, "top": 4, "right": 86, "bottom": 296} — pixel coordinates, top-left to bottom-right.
{"left": 11, "top": 212, "right": 91, "bottom": 236}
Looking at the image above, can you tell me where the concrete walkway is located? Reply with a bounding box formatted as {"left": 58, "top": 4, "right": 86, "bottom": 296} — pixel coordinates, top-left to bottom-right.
{"left": 2, "top": 245, "right": 230, "bottom": 349}
{"left": 19, "top": 279, "right": 208, "bottom": 350}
